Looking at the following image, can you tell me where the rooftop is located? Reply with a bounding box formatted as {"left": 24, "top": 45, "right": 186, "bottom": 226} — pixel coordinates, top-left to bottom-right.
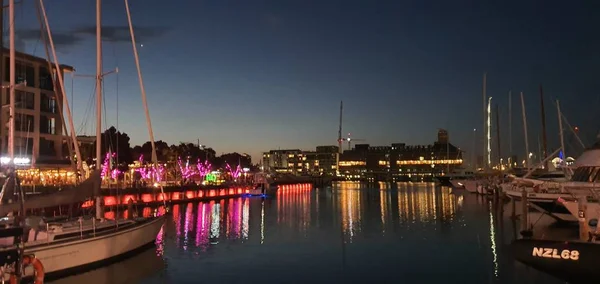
{"left": 1, "top": 48, "right": 75, "bottom": 72}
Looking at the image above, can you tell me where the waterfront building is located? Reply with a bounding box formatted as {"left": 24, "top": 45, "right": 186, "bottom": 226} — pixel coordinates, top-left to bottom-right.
{"left": 262, "top": 146, "right": 339, "bottom": 176}
{"left": 0, "top": 48, "right": 73, "bottom": 164}
{"left": 339, "top": 130, "right": 463, "bottom": 182}
{"left": 302, "top": 146, "right": 338, "bottom": 176}
{"left": 262, "top": 149, "right": 304, "bottom": 174}
{"left": 0, "top": 49, "right": 76, "bottom": 185}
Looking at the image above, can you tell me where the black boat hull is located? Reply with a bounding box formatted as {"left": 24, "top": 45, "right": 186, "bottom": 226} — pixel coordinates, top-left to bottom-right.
{"left": 435, "top": 176, "right": 453, "bottom": 187}
{"left": 511, "top": 238, "right": 600, "bottom": 282}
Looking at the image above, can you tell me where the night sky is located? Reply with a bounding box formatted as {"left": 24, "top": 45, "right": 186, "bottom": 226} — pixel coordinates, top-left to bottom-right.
{"left": 11, "top": 0, "right": 600, "bottom": 162}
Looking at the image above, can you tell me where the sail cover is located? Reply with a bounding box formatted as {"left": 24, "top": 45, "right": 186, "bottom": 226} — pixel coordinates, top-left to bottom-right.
{"left": 0, "top": 170, "right": 101, "bottom": 216}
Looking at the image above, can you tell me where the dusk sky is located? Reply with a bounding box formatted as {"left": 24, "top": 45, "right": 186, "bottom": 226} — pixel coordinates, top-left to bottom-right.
{"left": 12, "top": 0, "right": 600, "bottom": 162}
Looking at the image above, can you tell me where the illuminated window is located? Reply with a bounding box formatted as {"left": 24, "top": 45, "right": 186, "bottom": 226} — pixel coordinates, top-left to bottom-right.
{"left": 339, "top": 161, "right": 366, "bottom": 167}
{"left": 396, "top": 159, "right": 463, "bottom": 165}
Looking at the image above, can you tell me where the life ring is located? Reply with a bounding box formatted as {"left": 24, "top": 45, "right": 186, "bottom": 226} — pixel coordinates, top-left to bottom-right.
{"left": 9, "top": 255, "right": 45, "bottom": 284}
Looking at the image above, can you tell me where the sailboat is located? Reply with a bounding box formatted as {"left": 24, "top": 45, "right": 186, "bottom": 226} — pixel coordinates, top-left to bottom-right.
{"left": 0, "top": 0, "right": 165, "bottom": 280}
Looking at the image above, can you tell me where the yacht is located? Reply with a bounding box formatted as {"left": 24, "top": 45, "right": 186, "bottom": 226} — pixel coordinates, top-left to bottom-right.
{"left": 504, "top": 142, "right": 600, "bottom": 223}
{"left": 0, "top": 171, "right": 165, "bottom": 279}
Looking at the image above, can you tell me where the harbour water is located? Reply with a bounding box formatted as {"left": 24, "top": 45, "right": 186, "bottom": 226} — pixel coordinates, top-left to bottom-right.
{"left": 49, "top": 182, "right": 569, "bottom": 284}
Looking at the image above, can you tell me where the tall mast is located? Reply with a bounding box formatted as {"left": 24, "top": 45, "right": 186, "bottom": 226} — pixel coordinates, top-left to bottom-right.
{"left": 508, "top": 91, "right": 512, "bottom": 166}
{"left": 556, "top": 100, "right": 565, "bottom": 163}
{"left": 539, "top": 85, "right": 548, "bottom": 170}
{"left": 495, "top": 104, "right": 501, "bottom": 168}
{"left": 95, "top": 0, "right": 103, "bottom": 219}
{"left": 125, "top": 0, "right": 166, "bottom": 207}
{"left": 482, "top": 73, "right": 487, "bottom": 169}
{"left": 125, "top": 0, "right": 157, "bottom": 166}
{"left": 338, "top": 101, "right": 343, "bottom": 154}
{"left": 446, "top": 131, "right": 450, "bottom": 173}
{"left": 520, "top": 92, "right": 530, "bottom": 169}
{"left": 38, "top": 0, "right": 85, "bottom": 177}
{"left": 8, "top": 0, "right": 15, "bottom": 161}
{"left": 487, "top": 96, "right": 492, "bottom": 168}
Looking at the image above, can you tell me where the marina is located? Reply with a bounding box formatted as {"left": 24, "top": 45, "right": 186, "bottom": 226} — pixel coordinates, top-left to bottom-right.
{"left": 44, "top": 182, "right": 569, "bottom": 284}
{"left": 0, "top": 0, "right": 593, "bottom": 283}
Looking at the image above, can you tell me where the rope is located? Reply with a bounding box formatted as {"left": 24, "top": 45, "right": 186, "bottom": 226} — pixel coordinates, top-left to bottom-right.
{"left": 75, "top": 83, "right": 96, "bottom": 135}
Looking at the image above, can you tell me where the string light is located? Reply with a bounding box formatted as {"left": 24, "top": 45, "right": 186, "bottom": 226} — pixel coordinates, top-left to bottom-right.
{"left": 178, "top": 156, "right": 195, "bottom": 179}
{"left": 226, "top": 163, "right": 242, "bottom": 179}
{"left": 101, "top": 152, "right": 113, "bottom": 179}
{"left": 135, "top": 154, "right": 165, "bottom": 182}
{"left": 197, "top": 159, "right": 212, "bottom": 179}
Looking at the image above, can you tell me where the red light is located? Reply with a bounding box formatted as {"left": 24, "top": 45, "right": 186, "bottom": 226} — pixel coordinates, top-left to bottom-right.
{"left": 104, "top": 196, "right": 117, "bottom": 206}
{"left": 104, "top": 211, "right": 115, "bottom": 219}
{"left": 186, "top": 191, "right": 195, "bottom": 199}
{"left": 141, "top": 194, "right": 153, "bottom": 203}
{"left": 122, "top": 195, "right": 136, "bottom": 204}
{"left": 81, "top": 200, "right": 93, "bottom": 208}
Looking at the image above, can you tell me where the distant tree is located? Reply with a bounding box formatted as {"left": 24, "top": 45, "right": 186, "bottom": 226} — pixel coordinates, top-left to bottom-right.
{"left": 138, "top": 140, "right": 171, "bottom": 162}
{"left": 215, "top": 152, "right": 252, "bottom": 169}
{"left": 92, "top": 126, "right": 133, "bottom": 166}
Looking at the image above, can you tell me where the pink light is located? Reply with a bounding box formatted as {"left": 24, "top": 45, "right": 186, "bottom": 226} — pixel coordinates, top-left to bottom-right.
{"left": 196, "top": 159, "right": 212, "bottom": 179}
{"left": 135, "top": 154, "right": 165, "bottom": 182}
{"left": 226, "top": 163, "right": 242, "bottom": 179}
{"left": 154, "top": 164, "right": 165, "bottom": 182}
{"left": 178, "top": 157, "right": 195, "bottom": 179}
{"left": 101, "top": 152, "right": 120, "bottom": 180}
{"left": 111, "top": 168, "right": 121, "bottom": 179}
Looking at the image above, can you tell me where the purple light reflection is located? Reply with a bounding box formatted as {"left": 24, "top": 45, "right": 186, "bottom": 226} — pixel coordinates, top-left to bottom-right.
{"left": 183, "top": 203, "right": 194, "bottom": 250}
{"left": 195, "top": 202, "right": 211, "bottom": 249}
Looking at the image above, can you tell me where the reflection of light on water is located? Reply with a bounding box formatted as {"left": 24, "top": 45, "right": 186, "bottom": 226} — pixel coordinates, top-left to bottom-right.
{"left": 210, "top": 203, "right": 220, "bottom": 242}
{"left": 226, "top": 198, "right": 242, "bottom": 238}
{"left": 489, "top": 201, "right": 498, "bottom": 277}
{"left": 457, "top": 195, "right": 464, "bottom": 208}
{"left": 183, "top": 203, "right": 193, "bottom": 250}
{"left": 396, "top": 183, "right": 458, "bottom": 224}
{"left": 380, "top": 189, "right": 388, "bottom": 234}
{"left": 172, "top": 205, "right": 181, "bottom": 247}
{"left": 339, "top": 183, "right": 362, "bottom": 242}
{"left": 242, "top": 198, "right": 249, "bottom": 240}
{"left": 196, "top": 203, "right": 211, "bottom": 248}
{"left": 260, "top": 200, "right": 265, "bottom": 244}
{"left": 155, "top": 226, "right": 165, "bottom": 256}
{"left": 275, "top": 184, "right": 312, "bottom": 232}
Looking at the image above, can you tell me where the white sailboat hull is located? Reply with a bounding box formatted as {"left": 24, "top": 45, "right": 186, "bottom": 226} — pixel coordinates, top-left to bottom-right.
{"left": 24, "top": 216, "right": 165, "bottom": 276}
{"left": 504, "top": 189, "right": 577, "bottom": 222}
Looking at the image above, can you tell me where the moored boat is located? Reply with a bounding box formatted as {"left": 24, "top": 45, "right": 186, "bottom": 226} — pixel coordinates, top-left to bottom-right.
{"left": 512, "top": 238, "right": 600, "bottom": 282}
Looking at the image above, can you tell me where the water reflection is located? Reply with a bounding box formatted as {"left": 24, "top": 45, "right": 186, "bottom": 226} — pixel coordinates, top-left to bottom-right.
{"left": 338, "top": 185, "right": 362, "bottom": 241}
{"left": 48, "top": 244, "right": 164, "bottom": 284}
{"left": 54, "top": 182, "right": 565, "bottom": 284}
{"left": 276, "top": 184, "right": 312, "bottom": 234}
{"left": 333, "top": 182, "right": 460, "bottom": 240}
{"left": 209, "top": 202, "right": 220, "bottom": 243}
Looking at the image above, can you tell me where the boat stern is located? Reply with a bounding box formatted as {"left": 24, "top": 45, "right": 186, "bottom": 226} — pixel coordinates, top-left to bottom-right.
{"left": 511, "top": 238, "right": 600, "bottom": 282}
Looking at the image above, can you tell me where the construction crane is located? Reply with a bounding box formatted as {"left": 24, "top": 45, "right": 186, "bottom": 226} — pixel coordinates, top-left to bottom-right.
{"left": 345, "top": 133, "right": 365, "bottom": 150}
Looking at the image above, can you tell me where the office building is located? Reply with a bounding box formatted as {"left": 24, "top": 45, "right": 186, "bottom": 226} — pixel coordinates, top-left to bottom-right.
{"left": 0, "top": 49, "right": 74, "bottom": 164}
